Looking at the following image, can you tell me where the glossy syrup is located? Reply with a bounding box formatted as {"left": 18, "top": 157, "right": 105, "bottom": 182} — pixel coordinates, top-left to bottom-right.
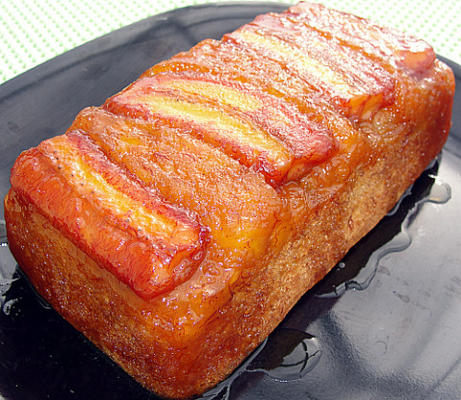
{"left": 315, "top": 171, "right": 451, "bottom": 298}
{"left": 199, "top": 162, "right": 452, "bottom": 399}
{"left": 0, "top": 163, "right": 452, "bottom": 398}
{"left": 200, "top": 328, "right": 321, "bottom": 400}
{"left": 0, "top": 220, "right": 20, "bottom": 315}
{"left": 0, "top": 219, "right": 53, "bottom": 311}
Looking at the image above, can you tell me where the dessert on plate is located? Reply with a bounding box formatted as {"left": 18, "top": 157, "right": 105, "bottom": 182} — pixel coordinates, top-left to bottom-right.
{"left": 4, "top": 2, "right": 454, "bottom": 398}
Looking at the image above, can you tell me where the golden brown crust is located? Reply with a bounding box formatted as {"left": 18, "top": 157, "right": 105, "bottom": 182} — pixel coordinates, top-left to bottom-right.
{"left": 4, "top": 111, "right": 447, "bottom": 397}
{"left": 3, "top": 2, "right": 455, "bottom": 399}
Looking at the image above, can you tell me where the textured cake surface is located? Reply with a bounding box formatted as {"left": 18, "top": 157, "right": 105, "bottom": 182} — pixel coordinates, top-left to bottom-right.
{"left": 4, "top": 2, "right": 454, "bottom": 398}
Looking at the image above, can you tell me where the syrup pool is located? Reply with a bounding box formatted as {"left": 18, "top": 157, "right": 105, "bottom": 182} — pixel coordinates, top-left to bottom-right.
{"left": 201, "top": 328, "right": 321, "bottom": 400}
{"left": 314, "top": 162, "right": 451, "bottom": 298}
{"left": 0, "top": 220, "right": 19, "bottom": 313}
{"left": 199, "top": 159, "right": 452, "bottom": 399}
{"left": 0, "top": 160, "right": 453, "bottom": 399}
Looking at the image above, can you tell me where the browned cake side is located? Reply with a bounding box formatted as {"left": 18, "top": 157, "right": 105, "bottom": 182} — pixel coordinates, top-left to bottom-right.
{"left": 4, "top": 2, "right": 455, "bottom": 399}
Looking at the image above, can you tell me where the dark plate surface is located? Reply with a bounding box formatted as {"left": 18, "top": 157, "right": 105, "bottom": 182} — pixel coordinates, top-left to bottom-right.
{"left": 1, "top": 3, "right": 460, "bottom": 400}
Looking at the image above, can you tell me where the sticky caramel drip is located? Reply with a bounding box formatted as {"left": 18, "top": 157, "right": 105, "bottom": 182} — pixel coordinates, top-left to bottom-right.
{"left": 71, "top": 107, "right": 283, "bottom": 261}
{"left": 144, "top": 40, "right": 368, "bottom": 177}
{"left": 287, "top": 2, "right": 435, "bottom": 73}
{"left": 228, "top": 22, "right": 392, "bottom": 120}
{"left": 105, "top": 74, "right": 335, "bottom": 185}
{"left": 105, "top": 79, "right": 292, "bottom": 184}
{"left": 43, "top": 135, "right": 201, "bottom": 247}
{"left": 10, "top": 132, "right": 208, "bottom": 299}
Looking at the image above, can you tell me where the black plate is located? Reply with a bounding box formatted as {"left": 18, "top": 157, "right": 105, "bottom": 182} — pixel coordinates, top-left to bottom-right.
{"left": 1, "top": 3, "right": 460, "bottom": 400}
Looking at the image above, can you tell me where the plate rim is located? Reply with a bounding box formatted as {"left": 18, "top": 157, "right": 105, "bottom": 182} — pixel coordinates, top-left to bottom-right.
{"left": 0, "top": 3, "right": 460, "bottom": 400}
{"left": 1, "top": 1, "right": 460, "bottom": 96}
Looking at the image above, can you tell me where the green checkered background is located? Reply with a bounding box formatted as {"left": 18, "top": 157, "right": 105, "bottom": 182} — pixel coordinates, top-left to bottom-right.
{"left": 1, "top": 0, "right": 460, "bottom": 84}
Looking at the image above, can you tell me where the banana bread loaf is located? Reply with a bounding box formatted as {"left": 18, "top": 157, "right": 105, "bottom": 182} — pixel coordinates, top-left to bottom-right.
{"left": 4, "top": 2, "right": 454, "bottom": 398}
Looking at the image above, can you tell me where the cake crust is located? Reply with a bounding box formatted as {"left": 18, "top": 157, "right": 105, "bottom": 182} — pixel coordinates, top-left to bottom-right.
{"left": 4, "top": 2, "right": 454, "bottom": 398}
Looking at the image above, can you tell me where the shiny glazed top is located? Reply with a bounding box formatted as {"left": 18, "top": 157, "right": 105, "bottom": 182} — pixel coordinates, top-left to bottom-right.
{"left": 8, "top": 2, "right": 454, "bottom": 341}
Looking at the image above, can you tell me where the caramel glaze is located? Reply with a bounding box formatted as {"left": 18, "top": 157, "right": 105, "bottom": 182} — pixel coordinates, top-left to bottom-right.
{"left": 4, "top": 2, "right": 455, "bottom": 398}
